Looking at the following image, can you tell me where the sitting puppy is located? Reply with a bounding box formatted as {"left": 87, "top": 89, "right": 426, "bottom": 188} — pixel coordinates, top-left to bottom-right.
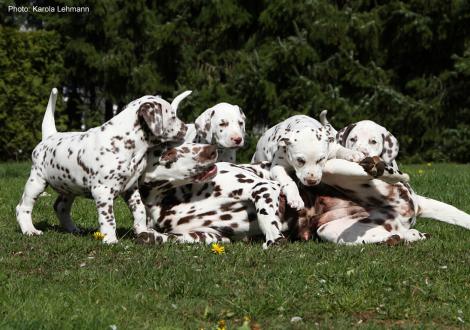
{"left": 251, "top": 114, "right": 364, "bottom": 210}
{"left": 181, "top": 96, "right": 246, "bottom": 162}
{"left": 16, "top": 88, "right": 187, "bottom": 243}
{"left": 331, "top": 118, "right": 399, "bottom": 169}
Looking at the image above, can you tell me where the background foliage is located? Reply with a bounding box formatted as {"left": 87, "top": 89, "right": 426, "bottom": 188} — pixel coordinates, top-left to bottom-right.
{"left": 1, "top": 0, "right": 470, "bottom": 162}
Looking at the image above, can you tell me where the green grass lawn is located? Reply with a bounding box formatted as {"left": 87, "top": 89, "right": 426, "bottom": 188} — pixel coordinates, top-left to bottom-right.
{"left": 1, "top": 162, "right": 470, "bottom": 329}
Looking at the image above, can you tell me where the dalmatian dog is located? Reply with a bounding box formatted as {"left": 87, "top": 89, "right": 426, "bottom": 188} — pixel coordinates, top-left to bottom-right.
{"left": 139, "top": 144, "right": 288, "bottom": 249}
{"left": 141, "top": 147, "right": 470, "bottom": 246}
{"left": 16, "top": 88, "right": 187, "bottom": 244}
{"left": 325, "top": 116, "right": 400, "bottom": 169}
{"left": 182, "top": 96, "right": 246, "bottom": 162}
{"left": 300, "top": 156, "right": 470, "bottom": 244}
{"left": 251, "top": 114, "right": 364, "bottom": 210}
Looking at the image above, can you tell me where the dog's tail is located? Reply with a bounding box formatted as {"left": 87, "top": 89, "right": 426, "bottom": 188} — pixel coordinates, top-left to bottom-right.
{"left": 171, "top": 90, "right": 192, "bottom": 111}
{"left": 42, "top": 88, "right": 58, "bottom": 140}
{"left": 319, "top": 109, "right": 338, "bottom": 139}
{"left": 416, "top": 194, "right": 470, "bottom": 230}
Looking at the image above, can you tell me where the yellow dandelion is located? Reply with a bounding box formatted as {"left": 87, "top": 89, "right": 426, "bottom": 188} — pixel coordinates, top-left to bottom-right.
{"left": 418, "top": 169, "right": 425, "bottom": 175}
{"left": 93, "top": 231, "right": 105, "bottom": 240}
{"left": 427, "top": 162, "right": 432, "bottom": 167}
{"left": 217, "top": 319, "right": 226, "bottom": 330}
{"left": 211, "top": 243, "right": 225, "bottom": 255}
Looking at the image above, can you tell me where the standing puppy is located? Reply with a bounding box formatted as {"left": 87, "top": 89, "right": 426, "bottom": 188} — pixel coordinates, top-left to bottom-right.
{"left": 184, "top": 101, "right": 246, "bottom": 162}
{"left": 16, "top": 88, "right": 187, "bottom": 243}
{"left": 252, "top": 115, "right": 363, "bottom": 210}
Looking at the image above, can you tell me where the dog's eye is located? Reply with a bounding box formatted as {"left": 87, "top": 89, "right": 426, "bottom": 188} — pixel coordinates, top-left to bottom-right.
{"left": 349, "top": 137, "right": 357, "bottom": 143}
{"left": 219, "top": 121, "right": 229, "bottom": 127}
{"left": 370, "top": 139, "right": 377, "bottom": 145}
{"left": 238, "top": 121, "right": 244, "bottom": 126}
{"left": 296, "top": 157, "right": 306, "bottom": 166}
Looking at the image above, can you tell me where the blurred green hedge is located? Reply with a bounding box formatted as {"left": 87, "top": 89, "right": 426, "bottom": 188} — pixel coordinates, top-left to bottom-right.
{"left": 1, "top": 0, "right": 469, "bottom": 163}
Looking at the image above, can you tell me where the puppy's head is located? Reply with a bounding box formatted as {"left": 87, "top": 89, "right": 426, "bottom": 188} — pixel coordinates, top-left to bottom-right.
{"left": 337, "top": 120, "right": 399, "bottom": 164}
{"left": 195, "top": 103, "right": 246, "bottom": 148}
{"left": 279, "top": 127, "right": 329, "bottom": 186}
{"left": 144, "top": 143, "right": 218, "bottom": 185}
{"left": 138, "top": 97, "right": 187, "bottom": 144}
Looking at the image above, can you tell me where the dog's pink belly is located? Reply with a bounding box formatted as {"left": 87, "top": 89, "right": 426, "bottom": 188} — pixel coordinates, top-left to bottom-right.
{"left": 313, "top": 196, "right": 369, "bottom": 228}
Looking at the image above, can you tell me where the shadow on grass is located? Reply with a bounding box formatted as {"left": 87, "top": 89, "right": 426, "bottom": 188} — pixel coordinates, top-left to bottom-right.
{"left": 34, "top": 221, "right": 136, "bottom": 240}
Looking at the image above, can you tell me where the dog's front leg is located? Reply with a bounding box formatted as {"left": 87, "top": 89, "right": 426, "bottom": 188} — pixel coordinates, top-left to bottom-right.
{"left": 92, "top": 188, "right": 118, "bottom": 244}
{"left": 270, "top": 165, "right": 304, "bottom": 210}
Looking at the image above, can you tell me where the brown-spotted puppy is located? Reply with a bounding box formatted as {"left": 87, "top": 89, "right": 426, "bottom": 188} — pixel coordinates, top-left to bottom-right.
{"left": 16, "top": 88, "right": 187, "bottom": 243}
{"left": 251, "top": 114, "right": 364, "bottom": 210}
{"left": 183, "top": 101, "right": 246, "bottom": 163}
{"left": 140, "top": 147, "right": 288, "bottom": 249}
{"left": 299, "top": 157, "right": 470, "bottom": 244}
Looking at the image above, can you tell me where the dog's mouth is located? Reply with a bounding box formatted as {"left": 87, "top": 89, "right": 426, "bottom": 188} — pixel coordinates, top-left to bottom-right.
{"left": 192, "top": 165, "right": 217, "bottom": 182}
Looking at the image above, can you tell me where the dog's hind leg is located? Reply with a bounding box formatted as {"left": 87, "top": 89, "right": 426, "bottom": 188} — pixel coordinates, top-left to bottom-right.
{"left": 16, "top": 168, "right": 47, "bottom": 235}
{"left": 53, "top": 194, "right": 79, "bottom": 233}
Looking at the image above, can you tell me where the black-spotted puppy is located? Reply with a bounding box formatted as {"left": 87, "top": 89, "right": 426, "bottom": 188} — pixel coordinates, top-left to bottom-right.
{"left": 16, "top": 88, "right": 187, "bottom": 243}
{"left": 182, "top": 98, "right": 246, "bottom": 163}
{"left": 251, "top": 115, "right": 364, "bottom": 210}
{"left": 140, "top": 145, "right": 287, "bottom": 249}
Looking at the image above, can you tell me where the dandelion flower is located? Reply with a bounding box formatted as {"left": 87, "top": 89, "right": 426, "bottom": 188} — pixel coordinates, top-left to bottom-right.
{"left": 93, "top": 231, "right": 105, "bottom": 240}
{"left": 216, "top": 320, "right": 226, "bottom": 330}
{"left": 427, "top": 162, "right": 432, "bottom": 167}
{"left": 211, "top": 243, "right": 225, "bottom": 255}
{"left": 418, "top": 169, "right": 425, "bottom": 175}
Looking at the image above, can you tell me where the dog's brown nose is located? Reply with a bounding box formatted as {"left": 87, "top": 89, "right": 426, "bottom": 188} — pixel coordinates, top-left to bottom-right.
{"left": 232, "top": 136, "right": 243, "bottom": 145}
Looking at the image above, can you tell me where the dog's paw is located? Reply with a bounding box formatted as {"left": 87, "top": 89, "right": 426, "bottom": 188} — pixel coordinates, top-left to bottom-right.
{"left": 347, "top": 150, "right": 365, "bottom": 162}
{"left": 102, "top": 235, "right": 118, "bottom": 244}
{"left": 135, "top": 231, "right": 167, "bottom": 245}
{"left": 359, "top": 156, "right": 385, "bottom": 178}
{"left": 263, "top": 236, "right": 288, "bottom": 249}
{"left": 23, "top": 228, "right": 43, "bottom": 236}
{"left": 284, "top": 188, "right": 305, "bottom": 210}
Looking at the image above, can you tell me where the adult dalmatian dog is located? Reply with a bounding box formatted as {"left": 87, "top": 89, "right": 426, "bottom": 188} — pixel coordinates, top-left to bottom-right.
{"left": 16, "top": 88, "right": 187, "bottom": 243}
{"left": 322, "top": 114, "right": 400, "bottom": 169}
{"left": 177, "top": 91, "right": 246, "bottom": 162}
{"left": 251, "top": 114, "right": 364, "bottom": 210}
{"left": 139, "top": 140, "right": 470, "bottom": 246}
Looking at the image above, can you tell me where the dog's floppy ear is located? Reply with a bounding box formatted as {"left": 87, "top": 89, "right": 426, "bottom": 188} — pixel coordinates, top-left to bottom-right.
{"left": 336, "top": 123, "right": 356, "bottom": 146}
{"left": 238, "top": 106, "right": 246, "bottom": 121}
{"left": 139, "top": 102, "right": 163, "bottom": 136}
{"left": 195, "top": 108, "right": 214, "bottom": 143}
{"left": 381, "top": 131, "right": 399, "bottom": 164}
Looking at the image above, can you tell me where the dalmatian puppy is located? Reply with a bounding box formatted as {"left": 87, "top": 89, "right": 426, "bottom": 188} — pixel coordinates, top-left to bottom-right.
{"left": 183, "top": 99, "right": 246, "bottom": 163}
{"left": 330, "top": 118, "right": 400, "bottom": 169}
{"left": 251, "top": 114, "right": 364, "bottom": 210}
{"left": 139, "top": 144, "right": 287, "bottom": 249}
{"left": 16, "top": 88, "right": 187, "bottom": 243}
